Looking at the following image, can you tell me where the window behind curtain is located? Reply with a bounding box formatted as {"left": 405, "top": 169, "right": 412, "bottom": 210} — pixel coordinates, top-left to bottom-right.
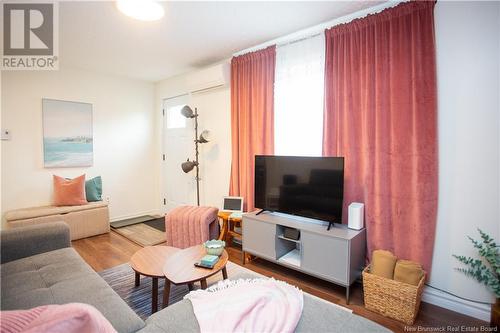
{"left": 274, "top": 33, "right": 325, "bottom": 156}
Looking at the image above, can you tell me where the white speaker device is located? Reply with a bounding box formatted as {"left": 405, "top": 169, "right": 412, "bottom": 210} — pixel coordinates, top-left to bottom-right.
{"left": 348, "top": 202, "right": 365, "bottom": 230}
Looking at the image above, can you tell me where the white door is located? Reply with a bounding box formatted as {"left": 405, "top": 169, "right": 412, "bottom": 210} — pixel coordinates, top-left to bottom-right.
{"left": 162, "top": 95, "right": 196, "bottom": 213}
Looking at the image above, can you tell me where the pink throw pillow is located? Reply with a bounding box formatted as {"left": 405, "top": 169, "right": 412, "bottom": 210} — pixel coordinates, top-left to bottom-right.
{"left": 0, "top": 303, "right": 117, "bottom": 333}
{"left": 53, "top": 174, "right": 88, "bottom": 206}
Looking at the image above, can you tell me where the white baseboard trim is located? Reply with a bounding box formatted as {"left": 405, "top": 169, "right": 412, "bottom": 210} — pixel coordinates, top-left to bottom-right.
{"left": 422, "top": 286, "right": 491, "bottom": 322}
{"left": 109, "top": 210, "right": 161, "bottom": 223}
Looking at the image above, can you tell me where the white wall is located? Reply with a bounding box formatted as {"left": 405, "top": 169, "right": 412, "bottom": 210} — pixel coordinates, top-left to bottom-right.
{"left": 427, "top": 1, "right": 500, "bottom": 320}
{"left": 155, "top": 66, "right": 232, "bottom": 211}
{"left": 1, "top": 68, "right": 158, "bottom": 224}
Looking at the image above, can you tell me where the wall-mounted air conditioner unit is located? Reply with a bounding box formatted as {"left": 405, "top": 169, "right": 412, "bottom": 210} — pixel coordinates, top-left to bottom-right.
{"left": 186, "top": 62, "right": 230, "bottom": 94}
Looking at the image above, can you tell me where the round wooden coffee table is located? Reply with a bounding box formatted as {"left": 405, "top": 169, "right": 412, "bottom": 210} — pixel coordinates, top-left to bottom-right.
{"left": 130, "top": 246, "right": 179, "bottom": 313}
{"left": 162, "top": 245, "right": 228, "bottom": 307}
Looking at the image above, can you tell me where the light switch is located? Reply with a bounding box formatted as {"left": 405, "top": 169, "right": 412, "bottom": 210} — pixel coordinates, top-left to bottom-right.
{"left": 1, "top": 129, "right": 12, "bottom": 141}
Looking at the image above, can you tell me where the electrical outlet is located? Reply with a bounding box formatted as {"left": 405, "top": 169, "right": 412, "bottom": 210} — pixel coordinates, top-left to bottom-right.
{"left": 105, "top": 196, "right": 110, "bottom": 203}
{"left": 1, "top": 129, "right": 11, "bottom": 141}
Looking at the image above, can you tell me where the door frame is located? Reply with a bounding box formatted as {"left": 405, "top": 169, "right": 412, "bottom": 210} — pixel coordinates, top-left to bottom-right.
{"left": 160, "top": 93, "right": 192, "bottom": 215}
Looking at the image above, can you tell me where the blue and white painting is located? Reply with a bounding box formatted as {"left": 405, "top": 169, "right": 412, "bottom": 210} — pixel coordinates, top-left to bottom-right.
{"left": 43, "top": 99, "right": 93, "bottom": 168}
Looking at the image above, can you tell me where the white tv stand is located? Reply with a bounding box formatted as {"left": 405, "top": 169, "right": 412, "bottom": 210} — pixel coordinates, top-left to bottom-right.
{"left": 242, "top": 211, "right": 366, "bottom": 304}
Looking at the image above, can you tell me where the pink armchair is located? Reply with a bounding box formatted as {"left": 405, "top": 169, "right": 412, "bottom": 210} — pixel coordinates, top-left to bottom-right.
{"left": 164, "top": 206, "right": 219, "bottom": 249}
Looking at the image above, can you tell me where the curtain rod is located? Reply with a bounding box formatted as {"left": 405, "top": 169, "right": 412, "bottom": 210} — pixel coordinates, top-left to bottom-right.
{"left": 233, "top": 1, "right": 403, "bottom": 57}
{"left": 278, "top": 33, "right": 322, "bottom": 48}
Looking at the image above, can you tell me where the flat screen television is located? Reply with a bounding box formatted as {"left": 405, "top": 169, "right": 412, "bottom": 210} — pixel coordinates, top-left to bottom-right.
{"left": 254, "top": 155, "right": 344, "bottom": 227}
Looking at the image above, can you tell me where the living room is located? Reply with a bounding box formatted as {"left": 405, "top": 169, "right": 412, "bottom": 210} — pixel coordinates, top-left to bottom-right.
{"left": 1, "top": 1, "right": 499, "bottom": 333}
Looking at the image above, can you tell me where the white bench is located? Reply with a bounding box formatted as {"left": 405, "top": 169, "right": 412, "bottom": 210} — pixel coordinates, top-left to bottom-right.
{"left": 5, "top": 202, "right": 110, "bottom": 240}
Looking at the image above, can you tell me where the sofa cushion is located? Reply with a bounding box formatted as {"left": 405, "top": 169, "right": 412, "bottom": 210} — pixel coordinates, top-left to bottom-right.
{"left": 141, "top": 294, "right": 389, "bottom": 333}
{"left": 0, "top": 222, "right": 70, "bottom": 264}
{"left": 5, "top": 201, "right": 108, "bottom": 222}
{"left": 296, "top": 293, "right": 389, "bottom": 332}
{"left": 140, "top": 272, "right": 390, "bottom": 333}
{"left": 1, "top": 248, "right": 144, "bottom": 333}
{"left": 140, "top": 299, "right": 200, "bottom": 333}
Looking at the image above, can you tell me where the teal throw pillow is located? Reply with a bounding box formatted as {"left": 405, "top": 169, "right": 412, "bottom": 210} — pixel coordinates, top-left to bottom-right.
{"left": 85, "top": 176, "right": 102, "bottom": 202}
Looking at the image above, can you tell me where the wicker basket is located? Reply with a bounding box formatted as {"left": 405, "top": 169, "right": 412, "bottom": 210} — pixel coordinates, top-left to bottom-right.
{"left": 362, "top": 266, "right": 426, "bottom": 325}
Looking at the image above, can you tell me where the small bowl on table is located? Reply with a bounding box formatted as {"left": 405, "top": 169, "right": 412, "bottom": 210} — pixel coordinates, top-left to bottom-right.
{"left": 203, "top": 240, "right": 226, "bottom": 256}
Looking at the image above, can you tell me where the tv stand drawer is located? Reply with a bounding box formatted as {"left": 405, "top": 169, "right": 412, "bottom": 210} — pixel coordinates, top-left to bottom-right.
{"left": 301, "top": 231, "right": 348, "bottom": 284}
{"left": 242, "top": 219, "right": 276, "bottom": 260}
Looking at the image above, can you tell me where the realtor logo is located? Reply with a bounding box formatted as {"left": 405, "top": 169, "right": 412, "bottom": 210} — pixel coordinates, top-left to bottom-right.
{"left": 2, "top": 2, "right": 59, "bottom": 70}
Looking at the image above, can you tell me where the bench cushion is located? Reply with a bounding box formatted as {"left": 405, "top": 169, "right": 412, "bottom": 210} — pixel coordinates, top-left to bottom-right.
{"left": 1, "top": 247, "right": 144, "bottom": 333}
{"left": 5, "top": 202, "right": 110, "bottom": 241}
{"left": 5, "top": 202, "right": 108, "bottom": 221}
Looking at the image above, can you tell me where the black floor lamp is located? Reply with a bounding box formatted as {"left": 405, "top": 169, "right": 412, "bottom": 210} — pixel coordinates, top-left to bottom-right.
{"left": 180, "top": 105, "right": 210, "bottom": 206}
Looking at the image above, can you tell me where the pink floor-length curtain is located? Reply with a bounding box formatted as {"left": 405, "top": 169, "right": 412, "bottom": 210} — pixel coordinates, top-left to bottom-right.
{"left": 322, "top": 1, "right": 438, "bottom": 273}
{"left": 229, "top": 46, "right": 276, "bottom": 212}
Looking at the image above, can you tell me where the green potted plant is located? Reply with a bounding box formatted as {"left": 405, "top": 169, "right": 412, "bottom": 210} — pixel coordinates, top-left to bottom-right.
{"left": 453, "top": 229, "right": 499, "bottom": 327}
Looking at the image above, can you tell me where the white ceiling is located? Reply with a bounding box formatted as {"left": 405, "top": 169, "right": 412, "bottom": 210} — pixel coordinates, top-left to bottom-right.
{"left": 60, "top": 1, "right": 384, "bottom": 82}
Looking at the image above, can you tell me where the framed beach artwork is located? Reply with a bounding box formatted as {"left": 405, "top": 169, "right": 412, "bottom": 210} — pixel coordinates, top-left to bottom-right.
{"left": 42, "top": 99, "right": 93, "bottom": 168}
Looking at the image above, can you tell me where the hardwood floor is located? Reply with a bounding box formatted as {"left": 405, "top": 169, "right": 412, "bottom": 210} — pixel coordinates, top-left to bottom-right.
{"left": 72, "top": 231, "right": 489, "bottom": 333}
{"left": 72, "top": 230, "right": 141, "bottom": 271}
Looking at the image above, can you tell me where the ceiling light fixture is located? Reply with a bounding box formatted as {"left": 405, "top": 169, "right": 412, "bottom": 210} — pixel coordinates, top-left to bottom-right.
{"left": 116, "top": 0, "right": 164, "bottom": 21}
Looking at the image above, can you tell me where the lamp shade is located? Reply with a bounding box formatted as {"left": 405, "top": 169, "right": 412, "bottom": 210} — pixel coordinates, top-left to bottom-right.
{"left": 198, "top": 130, "right": 211, "bottom": 143}
{"left": 181, "top": 105, "right": 195, "bottom": 118}
{"left": 181, "top": 159, "right": 198, "bottom": 173}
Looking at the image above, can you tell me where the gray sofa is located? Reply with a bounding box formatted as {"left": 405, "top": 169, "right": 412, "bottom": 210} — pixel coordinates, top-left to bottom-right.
{"left": 0, "top": 222, "right": 390, "bottom": 333}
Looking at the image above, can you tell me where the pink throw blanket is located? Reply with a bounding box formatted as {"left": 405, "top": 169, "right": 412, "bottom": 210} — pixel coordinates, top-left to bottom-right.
{"left": 185, "top": 278, "right": 303, "bottom": 333}
{"left": 165, "top": 206, "right": 219, "bottom": 249}
{"left": 0, "top": 303, "right": 117, "bottom": 333}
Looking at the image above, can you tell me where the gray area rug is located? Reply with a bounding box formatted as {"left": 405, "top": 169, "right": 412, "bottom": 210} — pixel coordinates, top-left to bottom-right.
{"left": 98, "top": 261, "right": 251, "bottom": 320}
{"left": 143, "top": 218, "right": 166, "bottom": 232}
{"left": 110, "top": 215, "right": 158, "bottom": 229}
